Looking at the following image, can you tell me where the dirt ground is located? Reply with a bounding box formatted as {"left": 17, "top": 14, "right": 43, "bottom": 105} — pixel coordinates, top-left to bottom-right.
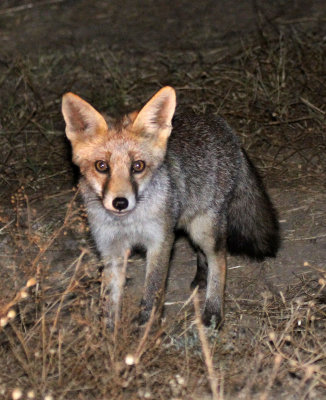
{"left": 0, "top": 1, "right": 326, "bottom": 399}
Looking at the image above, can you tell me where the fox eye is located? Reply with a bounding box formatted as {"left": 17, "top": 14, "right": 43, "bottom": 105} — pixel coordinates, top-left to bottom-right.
{"left": 132, "top": 160, "right": 146, "bottom": 173}
{"left": 95, "top": 160, "right": 109, "bottom": 173}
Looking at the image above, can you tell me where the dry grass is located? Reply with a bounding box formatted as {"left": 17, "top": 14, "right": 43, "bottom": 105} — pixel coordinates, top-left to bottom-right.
{"left": 0, "top": 16, "right": 326, "bottom": 400}
{"left": 0, "top": 202, "right": 325, "bottom": 399}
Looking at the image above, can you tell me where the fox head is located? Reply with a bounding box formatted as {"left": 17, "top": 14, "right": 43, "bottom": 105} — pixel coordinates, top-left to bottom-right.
{"left": 62, "top": 86, "right": 176, "bottom": 215}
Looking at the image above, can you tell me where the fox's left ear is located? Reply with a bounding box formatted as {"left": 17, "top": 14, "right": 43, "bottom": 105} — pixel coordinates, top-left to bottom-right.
{"left": 62, "top": 92, "right": 107, "bottom": 142}
{"left": 133, "top": 86, "right": 176, "bottom": 144}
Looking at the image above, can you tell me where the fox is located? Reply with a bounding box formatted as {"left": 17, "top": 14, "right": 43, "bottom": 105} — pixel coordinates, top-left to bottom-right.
{"left": 61, "top": 86, "right": 280, "bottom": 328}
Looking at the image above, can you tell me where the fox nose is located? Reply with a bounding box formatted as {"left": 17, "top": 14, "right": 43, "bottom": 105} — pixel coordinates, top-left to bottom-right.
{"left": 112, "top": 197, "right": 129, "bottom": 211}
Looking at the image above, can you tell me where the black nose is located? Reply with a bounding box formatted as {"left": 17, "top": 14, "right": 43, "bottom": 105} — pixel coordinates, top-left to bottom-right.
{"left": 112, "top": 197, "right": 129, "bottom": 211}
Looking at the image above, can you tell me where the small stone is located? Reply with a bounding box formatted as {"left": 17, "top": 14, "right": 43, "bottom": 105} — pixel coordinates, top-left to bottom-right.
{"left": 125, "top": 354, "right": 135, "bottom": 365}
{"left": 7, "top": 310, "right": 16, "bottom": 320}
{"left": 27, "top": 390, "right": 35, "bottom": 399}
{"left": 12, "top": 388, "right": 23, "bottom": 400}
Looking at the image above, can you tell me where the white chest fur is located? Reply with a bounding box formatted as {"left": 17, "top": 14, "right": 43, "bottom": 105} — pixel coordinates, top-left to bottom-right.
{"left": 81, "top": 183, "right": 167, "bottom": 259}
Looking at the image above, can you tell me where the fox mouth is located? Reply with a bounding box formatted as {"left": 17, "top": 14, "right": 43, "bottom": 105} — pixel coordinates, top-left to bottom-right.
{"left": 109, "top": 209, "right": 131, "bottom": 217}
{"left": 113, "top": 211, "right": 129, "bottom": 216}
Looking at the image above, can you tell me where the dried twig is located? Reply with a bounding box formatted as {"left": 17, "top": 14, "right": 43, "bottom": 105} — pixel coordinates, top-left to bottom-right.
{"left": 193, "top": 294, "right": 220, "bottom": 400}
{"left": 300, "top": 97, "right": 325, "bottom": 115}
{"left": 0, "top": 0, "right": 66, "bottom": 16}
{"left": 259, "top": 354, "right": 283, "bottom": 400}
{"left": 134, "top": 306, "right": 157, "bottom": 364}
{"left": 0, "top": 277, "right": 36, "bottom": 323}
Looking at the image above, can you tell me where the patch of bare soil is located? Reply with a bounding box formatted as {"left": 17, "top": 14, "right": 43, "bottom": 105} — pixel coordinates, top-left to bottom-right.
{"left": 0, "top": 1, "right": 326, "bottom": 399}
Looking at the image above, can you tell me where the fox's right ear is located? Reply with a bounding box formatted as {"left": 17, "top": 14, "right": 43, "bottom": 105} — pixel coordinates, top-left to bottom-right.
{"left": 61, "top": 93, "right": 107, "bottom": 141}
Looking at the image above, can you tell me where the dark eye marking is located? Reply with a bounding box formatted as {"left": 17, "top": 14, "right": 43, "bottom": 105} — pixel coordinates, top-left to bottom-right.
{"left": 95, "top": 160, "right": 109, "bottom": 173}
{"left": 131, "top": 160, "right": 146, "bottom": 173}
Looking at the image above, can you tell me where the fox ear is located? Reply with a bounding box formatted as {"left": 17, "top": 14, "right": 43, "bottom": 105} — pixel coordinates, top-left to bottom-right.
{"left": 133, "top": 86, "right": 176, "bottom": 143}
{"left": 61, "top": 93, "right": 107, "bottom": 141}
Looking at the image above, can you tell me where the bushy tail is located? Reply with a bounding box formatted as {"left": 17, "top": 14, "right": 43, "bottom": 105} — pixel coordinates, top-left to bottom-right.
{"left": 227, "top": 150, "right": 280, "bottom": 260}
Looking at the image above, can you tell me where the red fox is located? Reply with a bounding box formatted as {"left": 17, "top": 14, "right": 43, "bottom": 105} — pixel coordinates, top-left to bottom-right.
{"left": 62, "top": 86, "right": 280, "bottom": 328}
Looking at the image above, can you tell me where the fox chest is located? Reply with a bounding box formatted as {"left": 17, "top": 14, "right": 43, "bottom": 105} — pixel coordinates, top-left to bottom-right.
{"left": 89, "top": 209, "right": 165, "bottom": 257}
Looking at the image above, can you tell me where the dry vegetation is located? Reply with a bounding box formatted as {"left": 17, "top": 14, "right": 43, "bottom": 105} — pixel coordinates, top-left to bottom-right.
{"left": 0, "top": 13, "right": 326, "bottom": 400}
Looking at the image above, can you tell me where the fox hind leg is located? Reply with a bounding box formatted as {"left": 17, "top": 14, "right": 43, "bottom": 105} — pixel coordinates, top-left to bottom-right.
{"left": 190, "top": 249, "right": 208, "bottom": 290}
{"left": 188, "top": 213, "right": 227, "bottom": 328}
{"left": 201, "top": 246, "right": 226, "bottom": 328}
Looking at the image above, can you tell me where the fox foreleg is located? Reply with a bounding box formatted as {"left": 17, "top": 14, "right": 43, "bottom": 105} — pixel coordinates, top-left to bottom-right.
{"left": 138, "top": 235, "right": 174, "bottom": 325}
{"left": 101, "top": 253, "right": 128, "bottom": 330}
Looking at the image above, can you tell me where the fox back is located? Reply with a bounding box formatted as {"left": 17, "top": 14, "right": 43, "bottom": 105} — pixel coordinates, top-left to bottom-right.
{"left": 62, "top": 86, "right": 280, "bottom": 327}
{"left": 166, "top": 113, "right": 280, "bottom": 259}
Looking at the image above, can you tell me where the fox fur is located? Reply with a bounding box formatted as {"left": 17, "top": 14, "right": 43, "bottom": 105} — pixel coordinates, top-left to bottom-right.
{"left": 62, "top": 86, "right": 280, "bottom": 328}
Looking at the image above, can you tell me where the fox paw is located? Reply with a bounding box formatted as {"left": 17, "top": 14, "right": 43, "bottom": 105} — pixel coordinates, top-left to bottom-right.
{"left": 104, "top": 315, "right": 115, "bottom": 331}
{"left": 136, "top": 309, "right": 151, "bottom": 326}
{"left": 202, "top": 308, "right": 224, "bottom": 329}
{"left": 190, "top": 277, "right": 207, "bottom": 290}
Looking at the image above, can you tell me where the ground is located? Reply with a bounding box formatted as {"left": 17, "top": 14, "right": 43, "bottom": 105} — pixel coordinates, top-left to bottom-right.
{"left": 0, "top": 1, "right": 326, "bottom": 399}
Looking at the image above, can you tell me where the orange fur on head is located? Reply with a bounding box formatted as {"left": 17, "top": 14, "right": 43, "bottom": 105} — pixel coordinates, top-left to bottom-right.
{"left": 62, "top": 87, "right": 177, "bottom": 173}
